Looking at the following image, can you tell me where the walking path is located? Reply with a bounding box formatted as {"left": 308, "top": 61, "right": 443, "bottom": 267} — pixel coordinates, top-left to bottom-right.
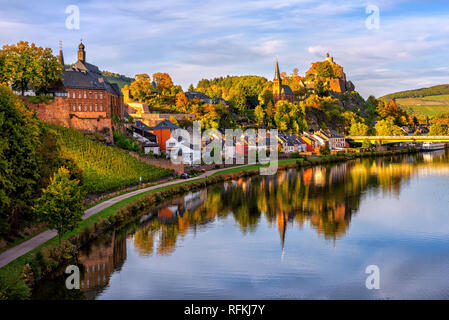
{"left": 0, "top": 164, "right": 253, "bottom": 268}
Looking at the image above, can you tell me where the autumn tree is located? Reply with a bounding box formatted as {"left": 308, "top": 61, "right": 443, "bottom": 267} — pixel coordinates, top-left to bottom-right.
{"left": 175, "top": 91, "right": 190, "bottom": 112}
{"left": 375, "top": 118, "right": 402, "bottom": 136}
{"left": 36, "top": 167, "right": 84, "bottom": 244}
{"left": 349, "top": 120, "right": 369, "bottom": 136}
{"left": 153, "top": 72, "right": 174, "bottom": 95}
{"left": 130, "top": 73, "right": 153, "bottom": 102}
{"left": 428, "top": 123, "right": 448, "bottom": 136}
{"left": 1, "top": 41, "right": 62, "bottom": 95}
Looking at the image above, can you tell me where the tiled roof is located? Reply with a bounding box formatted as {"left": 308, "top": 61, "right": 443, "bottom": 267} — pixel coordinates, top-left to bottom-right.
{"left": 149, "top": 120, "right": 179, "bottom": 130}
{"left": 61, "top": 60, "right": 123, "bottom": 95}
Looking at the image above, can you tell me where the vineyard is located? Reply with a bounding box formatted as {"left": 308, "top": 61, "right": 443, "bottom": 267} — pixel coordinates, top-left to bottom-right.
{"left": 52, "top": 125, "right": 173, "bottom": 194}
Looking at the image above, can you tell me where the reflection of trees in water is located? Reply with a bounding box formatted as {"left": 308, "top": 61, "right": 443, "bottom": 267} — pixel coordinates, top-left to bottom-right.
{"left": 129, "top": 152, "right": 449, "bottom": 255}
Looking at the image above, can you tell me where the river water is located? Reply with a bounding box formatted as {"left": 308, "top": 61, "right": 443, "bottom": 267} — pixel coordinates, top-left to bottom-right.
{"left": 34, "top": 151, "right": 449, "bottom": 299}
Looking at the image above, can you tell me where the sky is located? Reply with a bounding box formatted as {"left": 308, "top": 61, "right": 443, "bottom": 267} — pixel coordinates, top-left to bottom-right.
{"left": 0, "top": 0, "right": 448, "bottom": 98}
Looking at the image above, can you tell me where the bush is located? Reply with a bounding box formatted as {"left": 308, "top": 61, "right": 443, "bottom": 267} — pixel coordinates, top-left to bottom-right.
{"left": 113, "top": 131, "right": 141, "bottom": 153}
{"left": 0, "top": 270, "right": 30, "bottom": 300}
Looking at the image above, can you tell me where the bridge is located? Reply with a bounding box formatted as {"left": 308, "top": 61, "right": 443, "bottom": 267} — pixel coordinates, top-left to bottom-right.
{"left": 346, "top": 136, "right": 449, "bottom": 143}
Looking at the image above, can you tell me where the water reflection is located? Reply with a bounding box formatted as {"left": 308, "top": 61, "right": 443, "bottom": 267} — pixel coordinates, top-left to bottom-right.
{"left": 33, "top": 150, "right": 449, "bottom": 299}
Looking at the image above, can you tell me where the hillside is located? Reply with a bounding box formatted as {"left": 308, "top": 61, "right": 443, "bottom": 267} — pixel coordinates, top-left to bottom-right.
{"left": 52, "top": 125, "right": 173, "bottom": 194}
{"left": 101, "top": 70, "right": 134, "bottom": 89}
{"left": 380, "top": 84, "right": 449, "bottom": 101}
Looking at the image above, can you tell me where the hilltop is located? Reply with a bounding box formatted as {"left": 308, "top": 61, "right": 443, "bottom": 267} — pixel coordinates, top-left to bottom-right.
{"left": 379, "top": 84, "right": 449, "bottom": 101}
{"left": 101, "top": 70, "right": 135, "bottom": 89}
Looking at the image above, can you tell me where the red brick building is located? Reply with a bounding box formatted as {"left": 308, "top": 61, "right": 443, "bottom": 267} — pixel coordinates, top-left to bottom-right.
{"left": 32, "top": 41, "right": 125, "bottom": 140}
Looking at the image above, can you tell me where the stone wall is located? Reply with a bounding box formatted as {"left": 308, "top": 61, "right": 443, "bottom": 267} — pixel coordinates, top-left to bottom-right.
{"left": 23, "top": 96, "right": 114, "bottom": 141}
{"left": 128, "top": 151, "right": 184, "bottom": 175}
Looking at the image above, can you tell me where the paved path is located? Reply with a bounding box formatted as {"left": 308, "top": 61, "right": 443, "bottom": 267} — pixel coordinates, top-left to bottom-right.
{"left": 0, "top": 165, "right": 251, "bottom": 268}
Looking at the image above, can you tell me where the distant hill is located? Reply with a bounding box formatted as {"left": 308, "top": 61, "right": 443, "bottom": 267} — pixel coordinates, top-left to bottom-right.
{"left": 379, "top": 84, "right": 449, "bottom": 101}
{"left": 101, "top": 70, "right": 134, "bottom": 89}
{"left": 379, "top": 84, "right": 449, "bottom": 119}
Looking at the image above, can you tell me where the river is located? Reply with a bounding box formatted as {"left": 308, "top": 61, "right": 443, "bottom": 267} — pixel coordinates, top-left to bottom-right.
{"left": 33, "top": 150, "right": 449, "bottom": 299}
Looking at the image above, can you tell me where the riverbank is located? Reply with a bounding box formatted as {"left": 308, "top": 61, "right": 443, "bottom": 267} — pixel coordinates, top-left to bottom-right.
{"left": 0, "top": 148, "right": 419, "bottom": 299}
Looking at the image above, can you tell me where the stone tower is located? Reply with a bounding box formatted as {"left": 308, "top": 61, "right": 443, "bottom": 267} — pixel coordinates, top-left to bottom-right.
{"left": 78, "top": 40, "right": 86, "bottom": 62}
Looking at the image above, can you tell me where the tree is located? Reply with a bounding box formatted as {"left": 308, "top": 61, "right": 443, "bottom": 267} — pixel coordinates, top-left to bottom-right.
{"left": 188, "top": 84, "right": 195, "bottom": 92}
{"left": 349, "top": 120, "right": 369, "bottom": 136}
{"left": 375, "top": 118, "right": 402, "bottom": 136}
{"left": 32, "top": 47, "right": 62, "bottom": 94}
{"left": 36, "top": 167, "right": 84, "bottom": 244}
{"left": 130, "top": 74, "right": 153, "bottom": 102}
{"left": 152, "top": 72, "right": 174, "bottom": 95}
{"left": 413, "top": 129, "right": 422, "bottom": 136}
{"left": 319, "top": 142, "right": 330, "bottom": 155}
{"left": 175, "top": 91, "right": 190, "bottom": 112}
{"left": 1, "top": 41, "right": 62, "bottom": 95}
{"left": 428, "top": 123, "right": 448, "bottom": 136}
{"left": 254, "top": 105, "right": 265, "bottom": 125}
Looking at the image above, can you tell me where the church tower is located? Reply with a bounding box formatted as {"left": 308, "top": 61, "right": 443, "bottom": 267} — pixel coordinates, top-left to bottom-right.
{"left": 273, "top": 59, "right": 282, "bottom": 98}
{"left": 78, "top": 40, "right": 86, "bottom": 62}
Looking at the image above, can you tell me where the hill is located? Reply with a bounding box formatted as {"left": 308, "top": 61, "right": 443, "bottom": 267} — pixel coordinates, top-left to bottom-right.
{"left": 52, "top": 125, "right": 173, "bottom": 194}
{"left": 379, "top": 84, "right": 449, "bottom": 101}
{"left": 379, "top": 85, "right": 449, "bottom": 119}
{"left": 101, "top": 71, "right": 134, "bottom": 89}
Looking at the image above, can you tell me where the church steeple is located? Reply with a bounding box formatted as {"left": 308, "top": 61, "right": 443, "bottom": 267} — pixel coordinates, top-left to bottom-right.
{"left": 78, "top": 39, "right": 86, "bottom": 62}
{"left": 274, "top": 59, "right": 281, "bottom": 81}
{"left": 58, "top": 40, "right": 64, "bottom": 66}
{"left": 273, "top": 59, "right": 282, "bottom": 99}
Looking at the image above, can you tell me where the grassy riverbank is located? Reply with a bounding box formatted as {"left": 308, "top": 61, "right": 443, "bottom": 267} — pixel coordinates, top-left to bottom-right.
{"left": 0, "top": 148, "right": 418, "bottom": 299}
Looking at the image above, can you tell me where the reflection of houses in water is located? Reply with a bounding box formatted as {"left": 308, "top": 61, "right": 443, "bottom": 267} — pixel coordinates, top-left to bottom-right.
{"left": 79, "top": 232, "right": 126, "bottom": 298}
{"left": 329, "top": 162, "right": 348, "bottom": 184}
{"left": 313, "top": 167, "right": 326, "bottom": 187}
{"left": 156, "top": 189, "right": 208, "bottom": 221}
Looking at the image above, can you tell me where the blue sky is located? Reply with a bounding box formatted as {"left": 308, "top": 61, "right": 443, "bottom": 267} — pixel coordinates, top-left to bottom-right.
{"left": 0, "top": 0, "right": 448, "bottom": 98}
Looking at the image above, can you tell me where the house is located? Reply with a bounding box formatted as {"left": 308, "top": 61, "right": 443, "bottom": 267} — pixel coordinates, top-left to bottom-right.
{"left": 165, "top": 137, "right": 201, "bottom": 166}
{"left": 315, "top": 129, "right": 346, "bottom": 150}
{"left": 149, "top": 120, "right": 179, "bottom": 151}
{"left": 131, "top": 120, "right": 160, "bottom": 155}
{"left": 278, "top": 132, "right": 299, "bottom": 153}
{"left": 301, "top": 134, "right": 320, "bottom": 152}
{"left": 185, "top": 92, "right": 229, "bottom": 105}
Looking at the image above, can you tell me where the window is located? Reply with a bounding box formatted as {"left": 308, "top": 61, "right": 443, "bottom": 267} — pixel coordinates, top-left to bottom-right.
{"left": 84, "top": 105, "right": 87, "bottom": 111}
{"left": 78, "top": 104, "right": 81, "bottom": 111}
{"left": 84, "top": 91, "right": 87, "bottom": 99}
{"left": 72, "top": 92, "right": 76, "bottom": 99}
{"left": 95, "top": 104, "right": 97, "bottom": 111}
{"left": 89, "top": 104, "right": 92, "bottom": 111}
{"left": 100, "top": 104, "right": 103, "bottom": 111}
{"left": 72, "top": 104, "right": 76, "bottom": 112}
{"left": 78, "top": 91, "right": 81, "bottom": 99}
{"left": 89, "top": 92, "right": 92, "bottom": 99}
{"left": 100, "top": 92, "right": 103, "bottom": 100}
{"left": 95, "top": 92, "right": 98, "bottom": 99}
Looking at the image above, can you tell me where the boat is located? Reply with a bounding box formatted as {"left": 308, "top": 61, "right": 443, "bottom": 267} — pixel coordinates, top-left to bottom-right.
{"left": 421, "top": 142, "right": 446, "bottom": 151}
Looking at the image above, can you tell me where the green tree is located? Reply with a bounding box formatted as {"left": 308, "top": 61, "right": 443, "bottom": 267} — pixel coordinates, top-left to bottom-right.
{"left": 254, "top": 105, "right": 265, "bottom": 125}
{"left": 36, "top": 167, "right": 84, "bottom": 244}
{"left": 1, "top": 41, "right": 62, "bottom": 95}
